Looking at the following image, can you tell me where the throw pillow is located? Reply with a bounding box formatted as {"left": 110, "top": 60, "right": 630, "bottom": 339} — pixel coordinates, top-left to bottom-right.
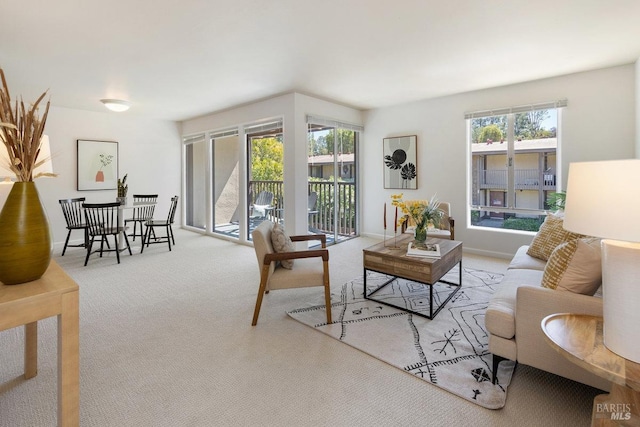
{"left": 270, "top": 222, "right": 294, "bottom": 269}
{"left": 527, "top": 213, "right": 584, "bottom": 261}
{"left": 541, "top": 238, "right": 602, "bottom": 295}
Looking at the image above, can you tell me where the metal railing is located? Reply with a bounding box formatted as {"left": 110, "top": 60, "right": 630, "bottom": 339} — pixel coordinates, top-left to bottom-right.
{"left": 478, "top": 169, "right": 556, "bottom": 189}
{"left": 248, "top": 180, "right": 356, "bottom": 237}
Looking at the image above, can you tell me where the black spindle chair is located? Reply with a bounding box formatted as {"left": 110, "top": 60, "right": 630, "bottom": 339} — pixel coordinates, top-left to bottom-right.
{"left": 141, "top": 196, "right": 179, "bottom": 252}
{"left": 59, "top": 198, "right": 89, "bottom": 256}
{"left": 124, "top": 194, "right": 158, "bottom": 241}
{"left": 83, "top": 202, "right": 132, "bottom": 266}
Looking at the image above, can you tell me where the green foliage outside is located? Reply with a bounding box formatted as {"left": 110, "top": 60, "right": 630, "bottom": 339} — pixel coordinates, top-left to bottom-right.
{"left": 545, "top": 191, "right": 566, "bottom": 211}
{"left": 308, "top": 129, "right": 355, "bottom": 156}
{"left": 471, "top": 109, "right": 556, "bottom": 143}
{"left": 476, "top": 124, "right": 503, "bottom": 143}
{"left": 502, "top": 217, "right": 544, "bottom": 231}
{"left": 308, "top": 176, "right": 356, "bottom": 230}
{"left": 250, "top": 137, "right": 283, "bottom": 181}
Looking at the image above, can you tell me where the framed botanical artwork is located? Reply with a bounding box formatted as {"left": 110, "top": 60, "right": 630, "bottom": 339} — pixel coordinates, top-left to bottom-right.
{"left": 383, "top": 135, "right": 417, "bottom": 189}
{"left": 77, "top": 139, "right": 118, "bottom": 191}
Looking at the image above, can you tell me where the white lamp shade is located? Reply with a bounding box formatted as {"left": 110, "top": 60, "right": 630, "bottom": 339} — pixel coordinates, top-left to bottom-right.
{"left": 0, "top": 144, "right": 11, "bottom": 177}
{"left": 564, "top": 158, "right": 640, "bottom": 363}
{"left": 564, "top": 159, "right": 640, "bottom": 242}
{"left": 33, "top": 135, "right": 53, "bottom": 177}
{"left": 0, "top": 135, "right": 53, "bottom": 179}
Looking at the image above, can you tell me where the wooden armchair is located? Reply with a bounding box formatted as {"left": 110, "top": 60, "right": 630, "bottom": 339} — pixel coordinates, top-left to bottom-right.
{"left": 251, "top": 220, "right": 331, "bottom": 326}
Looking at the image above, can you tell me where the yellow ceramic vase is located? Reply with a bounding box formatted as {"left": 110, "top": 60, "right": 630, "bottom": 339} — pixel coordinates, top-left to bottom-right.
{"left": 0, "top": 182, "right": 52, "bottom": 285}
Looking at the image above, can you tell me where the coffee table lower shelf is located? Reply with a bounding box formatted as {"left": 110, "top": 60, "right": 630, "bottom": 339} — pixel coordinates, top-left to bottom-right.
{"left": 363, "top": 261, "right": 462, "bottom": 319}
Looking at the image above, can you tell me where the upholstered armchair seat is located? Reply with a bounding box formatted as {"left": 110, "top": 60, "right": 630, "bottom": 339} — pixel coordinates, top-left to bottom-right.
{"left": 251, "top": 220, "right": 331, "bottom": 325}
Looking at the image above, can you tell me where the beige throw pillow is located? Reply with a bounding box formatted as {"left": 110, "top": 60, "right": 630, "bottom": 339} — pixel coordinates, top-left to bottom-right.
{"left": 527, "top": 214, "right": 584, "bottom": 261}
{"left": 541, "top": 238, "right": 602, "bottom": 295}
{"left": 270, "top": 222, "right": 294, "bottom": 269}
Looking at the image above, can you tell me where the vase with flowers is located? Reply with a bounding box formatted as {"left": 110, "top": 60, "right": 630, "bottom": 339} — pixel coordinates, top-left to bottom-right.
{"left": 391, "top": 193, "right": 444, "bottom": 246}
{"left": 0, "top": 68, "right": 55, "bottom": 284}
{"left": 116, "top": 174, "right": 128, "bottom": 204}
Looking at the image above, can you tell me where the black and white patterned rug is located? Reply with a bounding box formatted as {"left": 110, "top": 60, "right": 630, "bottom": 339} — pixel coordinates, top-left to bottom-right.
{"left": 287, "top": 267, "right": 515, "bottom": 409}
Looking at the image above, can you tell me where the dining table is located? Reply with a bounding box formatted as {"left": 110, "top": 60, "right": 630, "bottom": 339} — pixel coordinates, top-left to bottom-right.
{"left": 117, "top": 200, "right": 156, "bottom": 251}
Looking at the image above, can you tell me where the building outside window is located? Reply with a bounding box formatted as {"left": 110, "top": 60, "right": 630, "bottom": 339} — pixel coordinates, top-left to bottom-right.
{"left": 467, "top": 100, "right": 566, "bottom": 232}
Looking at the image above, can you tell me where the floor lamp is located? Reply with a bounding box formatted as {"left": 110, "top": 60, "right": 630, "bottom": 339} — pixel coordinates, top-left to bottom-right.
{"left": 563, "top": 159, "right": 640, "bottom": 363}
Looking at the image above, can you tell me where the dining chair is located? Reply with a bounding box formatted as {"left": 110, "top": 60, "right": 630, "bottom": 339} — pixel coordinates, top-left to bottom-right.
{"left": 59, "top": 197, "right": 89, "bottom": 256}
{"left": 141, "top": 196, "right": 179, "bottom": 252}
{"left": 82, "top": 202, "right": 132, "bottom": 266}
{"left": 124, "top": 194, "right": 158, "bottom": 241}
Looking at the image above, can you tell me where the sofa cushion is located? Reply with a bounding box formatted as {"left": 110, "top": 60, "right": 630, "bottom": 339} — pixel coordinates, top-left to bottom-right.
{"left": 508, "top": 245, "right": 547, "bottom": 271}
{"left": 542, "top": 238, "right": 602, "bottom": 295}
{"left": 527, "top": 213, "right": 585, "bottom": 261}
{"left": 485, "top": 269, "right": 544, "bottom": 339}
{"left": 270, "top": 222, "right": 294, "bottom": 269}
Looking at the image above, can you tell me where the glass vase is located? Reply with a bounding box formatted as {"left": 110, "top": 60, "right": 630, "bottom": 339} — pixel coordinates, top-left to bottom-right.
{"left": 414, "top": 224, "right": 427, "bottom": 244}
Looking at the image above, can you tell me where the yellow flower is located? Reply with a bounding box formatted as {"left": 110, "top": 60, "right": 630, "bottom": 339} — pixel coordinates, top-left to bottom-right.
{"left": 390, "top": 193, "right": 443, "bottom": 229}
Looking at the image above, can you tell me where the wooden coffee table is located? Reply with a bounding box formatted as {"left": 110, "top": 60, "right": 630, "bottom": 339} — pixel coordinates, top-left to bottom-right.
{"left": 362, "top": 234, "right": 463, "bottom": 319}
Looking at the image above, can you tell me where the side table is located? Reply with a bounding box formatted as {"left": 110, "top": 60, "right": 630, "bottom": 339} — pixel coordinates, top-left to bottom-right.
{"left": 542, "top": 313, "right": 640, "bottom": 426}
{"left": 0, "top": 260, "right": 80, "bottom": 427}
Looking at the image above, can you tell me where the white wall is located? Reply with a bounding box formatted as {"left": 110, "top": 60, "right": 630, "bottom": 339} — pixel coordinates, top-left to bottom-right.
{"left": 0, "top": 106, "right": 181, "bottom": 250}
{"left": 636, "top": 57, "right": 640, "bottom": 157}
{"left": 362, "top": 64, "right": 636, "bottom": 257}
{"left": 181, "top": 92, "right": 363, "bottom": 237}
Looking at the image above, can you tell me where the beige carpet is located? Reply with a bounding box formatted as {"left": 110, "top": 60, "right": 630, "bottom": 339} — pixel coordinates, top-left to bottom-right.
{"left": 0, "top": 230, "right": 603, "bottom": 426}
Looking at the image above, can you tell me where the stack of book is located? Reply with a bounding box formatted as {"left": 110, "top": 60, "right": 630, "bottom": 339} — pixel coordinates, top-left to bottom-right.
{"left": 406, "top": 242, "right": 441, "bottom": 258}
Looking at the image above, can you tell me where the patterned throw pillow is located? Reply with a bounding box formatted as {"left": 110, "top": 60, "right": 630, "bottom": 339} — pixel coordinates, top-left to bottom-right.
{"left": 541, "top": 238, "right": 602, "bottom": 295}
{"left": 270, "top": 222, "right": 294, "bottom": 269}
{"left": 527, "top": 214, "right": 584, "bottom": 261}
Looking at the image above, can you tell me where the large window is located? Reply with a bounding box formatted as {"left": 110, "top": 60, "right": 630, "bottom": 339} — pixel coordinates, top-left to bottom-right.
{"left": 467, "top": 100, "right": 566, "bottom": 232}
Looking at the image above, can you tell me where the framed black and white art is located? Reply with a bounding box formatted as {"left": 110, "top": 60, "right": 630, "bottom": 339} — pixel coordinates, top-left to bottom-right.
{"left": 383, "top": 135, "right": 417, "bottom": 189}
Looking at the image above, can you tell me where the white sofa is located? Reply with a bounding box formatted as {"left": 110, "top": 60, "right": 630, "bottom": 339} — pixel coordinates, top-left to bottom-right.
{"left": 486, "top": 245, "right": 610, "bottom": 391}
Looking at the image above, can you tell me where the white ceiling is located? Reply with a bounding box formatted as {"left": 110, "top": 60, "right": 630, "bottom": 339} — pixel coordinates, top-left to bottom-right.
{"left": 2, "top": 0, "right": 640, "bottom": 122}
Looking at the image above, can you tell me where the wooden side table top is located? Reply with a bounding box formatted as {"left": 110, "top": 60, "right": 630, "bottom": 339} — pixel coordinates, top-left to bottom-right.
{"left": 542, "top": 313, "right": 640, "bottom": 391}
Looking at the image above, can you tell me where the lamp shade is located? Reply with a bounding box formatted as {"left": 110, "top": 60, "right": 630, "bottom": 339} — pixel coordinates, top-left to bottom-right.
{"left": 0, "top": 135, "right": 53, "bottom": 179}
{"left": 33, "top": 135, "right": 53, "bottom": 177}
{"left": 564, "top": 159, "right": 640, "bottom": 242}
{"left": 0, "top": 147, "right": 11, "bottom": 177}
{"left": 564, "top": 158, "right": 640, "bottom": 363}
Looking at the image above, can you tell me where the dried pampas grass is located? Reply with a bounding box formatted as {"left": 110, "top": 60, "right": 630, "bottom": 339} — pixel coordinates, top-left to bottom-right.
{"left": 0, "top": 68, "right": 54, "bottom": 181}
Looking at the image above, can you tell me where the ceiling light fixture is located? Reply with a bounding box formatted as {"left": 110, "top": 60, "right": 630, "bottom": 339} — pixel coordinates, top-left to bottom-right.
{"left": 100, "top": 99, "right": 131, "bottom": 112}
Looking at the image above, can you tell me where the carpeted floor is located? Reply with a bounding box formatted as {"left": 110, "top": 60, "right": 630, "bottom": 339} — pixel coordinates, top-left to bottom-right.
{"left": 288, "top": 268, "right": 516, "bottom": 409}
{"left": 0, "top": 230, "right": 603, "bottom": 426}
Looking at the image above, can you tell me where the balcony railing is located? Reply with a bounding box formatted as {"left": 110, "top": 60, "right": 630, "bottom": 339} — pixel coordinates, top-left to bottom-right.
{"left": 478, "top": 169, "right": 556, "bottom": 190}
{"left": 248, "top": 180, "right": 356, "bottom": 237}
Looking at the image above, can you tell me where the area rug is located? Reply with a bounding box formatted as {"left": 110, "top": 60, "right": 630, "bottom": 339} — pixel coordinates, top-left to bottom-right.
{"left": 287, "top": 267, "right": 516, "bottom": 409}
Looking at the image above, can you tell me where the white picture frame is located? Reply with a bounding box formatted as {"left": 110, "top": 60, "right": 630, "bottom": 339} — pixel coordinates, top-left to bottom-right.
{"left": 77, "top": 139, "right": 118, "bottom": 191}
{"left": 383, "top": 135, "right": 417, "bottom": 189}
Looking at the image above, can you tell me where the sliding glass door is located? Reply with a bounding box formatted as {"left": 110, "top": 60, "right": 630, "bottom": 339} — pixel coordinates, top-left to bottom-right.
{"left": 307, "top": 123, "right": 358, "bottom": 244}
{"left": 246, "top": 121, "right": 284, "bottom": 240}
{"left": 184, "top": 134, "right": 207, "bottom": 231}
{"left": 212, "top": 132, "right": 240, "bottom": 238}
